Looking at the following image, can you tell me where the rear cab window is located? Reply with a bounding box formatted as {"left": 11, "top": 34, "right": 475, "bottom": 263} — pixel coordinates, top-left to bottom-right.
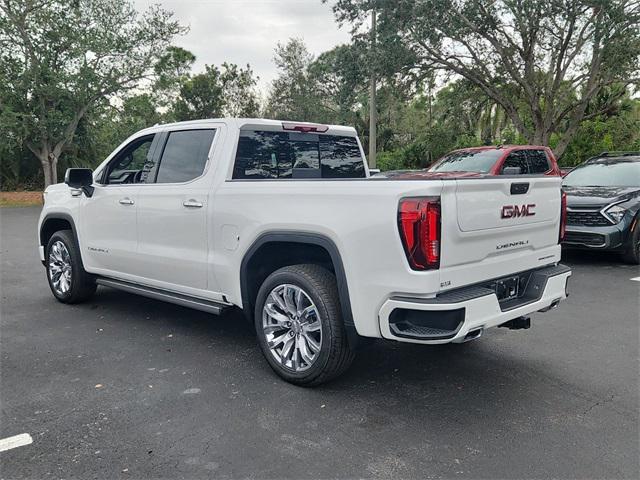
{"left": 526, "top": 150, "right": 551, "bottom": 174}
{"left": 233, "top": 129, "right": 366, "bottom": 179}
{"left": 501, "top": 149, "right": 551, "bottom": 175}
{"left": 501, "top": 150, "right": 529, "bottom": 174}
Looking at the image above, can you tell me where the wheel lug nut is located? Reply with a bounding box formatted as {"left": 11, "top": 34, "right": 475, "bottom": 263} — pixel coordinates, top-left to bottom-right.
{"left": 289, "top": 331, "right": 295, "bottom": 337}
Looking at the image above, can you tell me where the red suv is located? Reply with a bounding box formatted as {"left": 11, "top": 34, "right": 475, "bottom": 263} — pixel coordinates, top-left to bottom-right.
{"left": 428, "top": 145, "right": 561, "bottom": 176}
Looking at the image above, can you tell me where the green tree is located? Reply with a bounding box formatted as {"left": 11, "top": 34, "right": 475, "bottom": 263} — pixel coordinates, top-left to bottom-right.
{"left": 331, "top": 0, "right": 640, "bottom": 159}
{"left": 0, "top": 0, "right": 185, "bottom": 187}
{"left": 153, "top": 46, "right": 196, "bottom": 109}
{"left": 171, "top": 63, "right": 259, "bottom": 121}
{"left": 265, "top": 38, "right": 322, "bottom": 121}
{"left": 265, "top": 39, "right": 369, "bottom": 136}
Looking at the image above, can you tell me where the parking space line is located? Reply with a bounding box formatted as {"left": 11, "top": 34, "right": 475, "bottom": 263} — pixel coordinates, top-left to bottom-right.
{"left": 0, "top": 433, "right": 33, "bottom": 453}
{"left": 631, "top": 277, "right": 640, "bottom": 282}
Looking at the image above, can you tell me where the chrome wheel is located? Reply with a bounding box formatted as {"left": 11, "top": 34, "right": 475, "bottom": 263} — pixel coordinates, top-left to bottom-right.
{"left": 48, "top": 240, "right": 72, "bottom": 295}
{"left": 262, "top": 284, "right": 323, "bottom": 372}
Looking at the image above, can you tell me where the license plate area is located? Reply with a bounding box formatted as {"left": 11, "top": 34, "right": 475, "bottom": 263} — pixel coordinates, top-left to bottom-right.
{"left": 487, "top": 273, "right": 531, "bottom": 303}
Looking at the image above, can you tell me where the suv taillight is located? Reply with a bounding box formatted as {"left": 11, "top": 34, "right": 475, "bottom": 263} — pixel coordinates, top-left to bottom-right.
{"left": 398, "top": 197, "right": 441, "bottom": 270}
{"left": 559, "top": 190, "right": 567, "bottom": 243}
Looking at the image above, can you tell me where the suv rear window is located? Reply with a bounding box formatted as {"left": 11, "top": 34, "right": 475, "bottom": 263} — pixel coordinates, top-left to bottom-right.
{"left": 233, "top": 130, "right": 365, "bottom": 179}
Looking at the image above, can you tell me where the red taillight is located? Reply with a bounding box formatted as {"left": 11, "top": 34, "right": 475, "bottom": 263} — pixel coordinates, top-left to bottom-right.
{"left": 398, "top": 197, "right": 441, "bottom": 270}
{"left": 282, "top": 122, "right": 329, "bottom": 133}
{"left": 559, "top": 190, "right": 567, "bottom": 243}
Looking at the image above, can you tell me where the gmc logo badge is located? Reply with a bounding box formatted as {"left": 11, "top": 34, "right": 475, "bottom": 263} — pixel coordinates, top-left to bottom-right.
{"left": 501, "top": 204, "right": 536, "bottom": 218}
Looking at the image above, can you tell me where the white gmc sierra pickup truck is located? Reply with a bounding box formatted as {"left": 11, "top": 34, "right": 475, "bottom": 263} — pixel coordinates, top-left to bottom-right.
{"left": 38, "top": 118, "right": 571, "bottom": 385}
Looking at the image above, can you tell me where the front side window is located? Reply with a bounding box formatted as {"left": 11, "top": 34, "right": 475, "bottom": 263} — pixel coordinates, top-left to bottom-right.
{"left": 105, "top": 135, "right": 156, "bottom": 184}
{"left": 232, "top": 130, "right": 365, "bottom": 179}
{"left": 155, "top": 129, "right": 216, "bottom": 184}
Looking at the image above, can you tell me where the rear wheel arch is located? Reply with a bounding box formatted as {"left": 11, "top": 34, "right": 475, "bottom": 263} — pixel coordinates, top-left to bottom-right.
{"left": 240, "top": 232, "right": 357, "bottom": 341}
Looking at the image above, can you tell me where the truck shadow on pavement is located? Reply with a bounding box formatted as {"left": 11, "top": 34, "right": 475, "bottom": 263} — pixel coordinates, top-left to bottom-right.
{"left": 89, "top": 286, "right": 574, "bottom": 420}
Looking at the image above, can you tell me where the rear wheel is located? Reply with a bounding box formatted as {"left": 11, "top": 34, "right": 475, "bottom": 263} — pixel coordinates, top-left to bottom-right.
{"left": 46, "top": 230, "right": 96, "bottom": 303}
{"left": 622, "top": 226, "right": 639, "bottom": 265}
{"left": 254, "top": 264, "right": 355, "bottom": 386}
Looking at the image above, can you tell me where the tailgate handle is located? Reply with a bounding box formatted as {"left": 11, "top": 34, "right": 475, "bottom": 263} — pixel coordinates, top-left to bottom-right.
{"left": 510, "top": 183, "right": 529, "bottom": 195}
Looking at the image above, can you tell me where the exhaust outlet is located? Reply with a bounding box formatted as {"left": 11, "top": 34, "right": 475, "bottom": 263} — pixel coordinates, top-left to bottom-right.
{"left": 462, "top": 328, "right": 483, "bottom": 342}
{"left": 538, "top": 299, "right": 561, "bottom": 313}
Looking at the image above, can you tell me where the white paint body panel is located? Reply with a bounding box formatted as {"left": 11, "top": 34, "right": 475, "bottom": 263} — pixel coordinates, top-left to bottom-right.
{"left": 38, "top": 118, "right": 568, "bottom": 342}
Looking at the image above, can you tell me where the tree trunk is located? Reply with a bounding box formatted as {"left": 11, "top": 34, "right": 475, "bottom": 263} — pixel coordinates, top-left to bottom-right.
{"left": 33, "top": 145, "right": 59, "bottom": 189}
{"left": 48, "top": 153, "right": 59, "bottom": 185}
{"left": 553, "top": 125, "right": 580, "bottom": 160}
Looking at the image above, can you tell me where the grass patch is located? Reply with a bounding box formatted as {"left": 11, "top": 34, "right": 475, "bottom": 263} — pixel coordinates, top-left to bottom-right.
{"left": 0, "top": 191, "right": 43, "bottom": 207}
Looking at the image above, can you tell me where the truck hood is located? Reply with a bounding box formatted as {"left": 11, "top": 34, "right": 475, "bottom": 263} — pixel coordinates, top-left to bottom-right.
{"left": 563, "top": 185, "right": 640, "bottom": 207}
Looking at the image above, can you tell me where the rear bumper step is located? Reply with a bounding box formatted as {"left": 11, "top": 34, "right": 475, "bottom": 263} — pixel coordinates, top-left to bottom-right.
{"left": 379, "top": 264, "right": 571, "bottom": 344}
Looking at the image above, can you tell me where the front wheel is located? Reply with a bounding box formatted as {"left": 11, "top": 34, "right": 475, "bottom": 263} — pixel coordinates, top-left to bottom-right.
{"left": 254, "top": 264, "right": 355, "bottom": 386}
{"left": 46, "top": 230, "right": 96, "bottom": 303}
{"left": 622, "top": 225, "right": 639, "bottom": 265}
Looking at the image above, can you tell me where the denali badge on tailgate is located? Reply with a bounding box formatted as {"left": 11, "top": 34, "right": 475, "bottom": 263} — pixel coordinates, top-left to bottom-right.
{"left": 501, "top": 204, "right": 536, "bottom": 218}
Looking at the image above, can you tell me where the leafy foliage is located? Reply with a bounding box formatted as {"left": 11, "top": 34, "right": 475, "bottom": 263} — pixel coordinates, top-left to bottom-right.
{"left": 171, "top": 63, "right": 259, "bottom": 121}
{"left": 0, "top": 0, "right": 185, "bottom": 186}
{"left": 331, "top": 0, "right": 640, "bottom": 158}
{"left": 1, "top": 0, "right": 638, "bottom": 189}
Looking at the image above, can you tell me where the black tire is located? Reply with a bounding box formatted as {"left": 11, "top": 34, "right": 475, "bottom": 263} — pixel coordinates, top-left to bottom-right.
{"left": 622, "top": 225, "right": 640, "bottom": 265}
{"left": 45, "top": 230, "right": 97, "bottom": 303}
{"left": 254, "top": 264, "right": 355, "bottom": 386}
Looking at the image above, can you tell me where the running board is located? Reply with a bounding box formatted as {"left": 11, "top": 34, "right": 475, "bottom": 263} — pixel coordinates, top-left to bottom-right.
{"left": 95, "top": 277, "right": 230, "bottom": 315}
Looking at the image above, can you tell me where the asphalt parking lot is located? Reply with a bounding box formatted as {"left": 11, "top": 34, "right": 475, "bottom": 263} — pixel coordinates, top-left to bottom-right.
{"left": 1, "top": 206, "right": 638, "bottom": 479}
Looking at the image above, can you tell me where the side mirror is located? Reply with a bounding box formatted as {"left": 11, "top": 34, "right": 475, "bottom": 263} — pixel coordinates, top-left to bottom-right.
{"left": 369, "top": 168, "right": 381, "bottom": 176}
{"left": 502, "top": 166, "right": 522, "bottom": 175}
{"left": 65, "top": 168, "right": 94, "bottom": 197}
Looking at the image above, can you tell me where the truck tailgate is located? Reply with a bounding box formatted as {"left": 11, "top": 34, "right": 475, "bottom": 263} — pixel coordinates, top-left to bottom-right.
{"left": 441, "top": 176, "right": 562, "bottom": 269}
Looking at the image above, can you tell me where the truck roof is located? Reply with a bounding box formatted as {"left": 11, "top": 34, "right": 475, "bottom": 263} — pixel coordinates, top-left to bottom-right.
{"left": 138, "top": 118, "right": 358, "bottom": 137}
{"left": 452, "top": 145, "right": 549, "bottom": 153}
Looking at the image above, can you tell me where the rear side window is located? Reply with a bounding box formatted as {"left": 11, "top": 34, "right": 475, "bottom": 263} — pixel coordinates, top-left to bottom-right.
{"left": 233, "top": 130, "right": 365, "bottom": 179}
{"left": 155, "top": 129, "right": 216, "bottom": 184}
{"left": 527, "top": 150, "right": 550, "bottom": 173}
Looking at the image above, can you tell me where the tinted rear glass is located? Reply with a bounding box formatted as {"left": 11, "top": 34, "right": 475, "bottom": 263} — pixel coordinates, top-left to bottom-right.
{"left": 233, "top": 130, "right": 365, "bottom": 179}
{"left": 429, "top": 150, "right": 502, "bottom": 173}
{"left": 563, "top": 160, "right": 640, "bottom": 187}
{"left": 527, "top": 150, "right": 550, "bottom": 173}
{"left": 502, "top": 150, "right": 529, "bottom": 174}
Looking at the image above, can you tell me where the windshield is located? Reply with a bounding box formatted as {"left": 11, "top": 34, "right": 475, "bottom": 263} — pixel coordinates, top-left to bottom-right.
{"left": 563, "top": 160, "right": 640, "bottom": 187}
{"left": 429, "top": 150, "right": 502, "bottom": 173}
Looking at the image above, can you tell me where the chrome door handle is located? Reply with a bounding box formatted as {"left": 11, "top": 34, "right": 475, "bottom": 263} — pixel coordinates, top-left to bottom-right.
{"left": 119, "top": 198, "right": 134, "bottom": 205}
{"left": 183, "top": 200, "right": 203, "bottom": 208}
